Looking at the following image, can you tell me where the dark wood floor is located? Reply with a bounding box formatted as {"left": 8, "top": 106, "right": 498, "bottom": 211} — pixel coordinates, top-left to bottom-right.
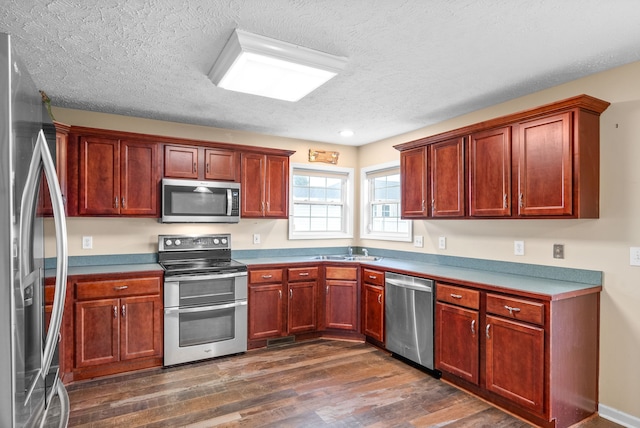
{"left": 66, "top": 339, "right": 622, "bottom": 427}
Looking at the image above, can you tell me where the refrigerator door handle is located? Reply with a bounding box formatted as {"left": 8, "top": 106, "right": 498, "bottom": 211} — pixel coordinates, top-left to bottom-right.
{"left": 38, "top": 130, "right": 68, "bottom": 379}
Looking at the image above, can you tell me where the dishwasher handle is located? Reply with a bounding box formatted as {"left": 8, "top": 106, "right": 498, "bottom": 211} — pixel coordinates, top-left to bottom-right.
{"left": 385, "top": 277, "right": 432, "bottom": 293}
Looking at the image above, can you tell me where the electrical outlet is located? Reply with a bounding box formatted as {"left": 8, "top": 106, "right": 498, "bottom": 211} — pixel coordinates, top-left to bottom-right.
{"left": 630, "top": 247, "right": 640, "bottom": 266}
{"left": 438, "top": 236, "right": 446, "bottom": 250}
{"left": 413, "top": 235, "right": 423, "bottom": 248}
{"left": 553, "top": 244, "right": 564, "bottom": 259}
{"left": 253, "top": 234, "right": 261, "bottom": 245}
{"left": 514, "top": 240, "right": 525, "bottom": 256}
{"left": 82, "top": 236, "right": 93, "bottom": 249}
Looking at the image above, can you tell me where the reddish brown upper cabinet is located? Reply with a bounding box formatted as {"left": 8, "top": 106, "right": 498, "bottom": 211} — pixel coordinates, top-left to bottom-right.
{"left": 469, "top": 127, "right": 512, "bottom": 217}
{"left": 516, "top": 112, "right": 573, "bottom": 217}
{"left": 395, "top": 95, "right": 610, "bottom": 219}
{"left": 241, "top": 153, "right": 290, "bottom": 218}
{"left": 430, "top": 137, "right": 465, "bottom": 217}
{"left": 78, "top": 136, "right": 159, "bottom": 216}
{"left": 39, "top": 121, "right": 70, "bottom": 216}
{"left": 400, "top": 146, "right": 428, "bottom": 218}
{"left": 164, "top": 144, "right": 238, "bottom": 181}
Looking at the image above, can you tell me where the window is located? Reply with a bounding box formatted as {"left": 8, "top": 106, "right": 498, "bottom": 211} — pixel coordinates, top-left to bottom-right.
{"left": 289, "top": 163, "right": 354, "bottom": 239}
{"left": 361, "top": 161, "right": 412, "bottom": 242}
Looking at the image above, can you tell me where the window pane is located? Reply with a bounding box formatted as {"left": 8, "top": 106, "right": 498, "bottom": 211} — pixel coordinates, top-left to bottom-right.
{"left": 326, "top": 188, "right": 341, "bottom": 202}
{"left": 293, "top": 187, "right": 309, "bottom": 200}
{"left": 293, "top": 175, "right": 309, "bottom": 186}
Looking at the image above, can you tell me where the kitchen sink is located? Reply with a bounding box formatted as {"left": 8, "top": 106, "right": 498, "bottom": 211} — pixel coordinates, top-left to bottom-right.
{"left": 310, "top": 255, "right": 382, "bottom": 262}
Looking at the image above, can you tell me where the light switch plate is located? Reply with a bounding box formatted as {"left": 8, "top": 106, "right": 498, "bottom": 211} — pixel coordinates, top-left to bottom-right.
{"left": 438, "top": 236, "right": 446, "bottom": 250}
{"left": 414, "top": 235, "right": 423, "bottom": 248}
{"left": 553, "top": 244, "right": 564, "bottom": 259}
{"left": 253, "top": 234, "right": 261, "bottom": 245}
{"left": 82, "top": 236, "right": 93, "bottom": 249}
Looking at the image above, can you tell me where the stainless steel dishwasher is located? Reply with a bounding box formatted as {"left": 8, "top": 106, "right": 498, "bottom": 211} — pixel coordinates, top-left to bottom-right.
{"left": 385, "top": 272, "right": 437, "bottom": 373}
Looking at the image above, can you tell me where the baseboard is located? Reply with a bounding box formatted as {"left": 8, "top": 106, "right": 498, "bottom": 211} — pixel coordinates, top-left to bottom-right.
{"left": 599, "top": 404, "right": 640, "bottom": 428}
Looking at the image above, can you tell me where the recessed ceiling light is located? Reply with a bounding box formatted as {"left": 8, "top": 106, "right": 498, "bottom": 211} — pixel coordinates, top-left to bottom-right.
{"left": 339, "top": 129, "right": 354, "bottom": 137}
{"left": 209, "top": 29, "right": 348, "bottom": 102}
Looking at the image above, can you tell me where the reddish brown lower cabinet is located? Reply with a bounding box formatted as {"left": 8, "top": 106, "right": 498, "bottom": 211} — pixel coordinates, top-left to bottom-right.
{"left": 248, "top": 268, "right": 284, "bottom": 342}
{"left": 435, "top": 281, "right": 600, "bottom": 428}
{"left": 324, "top": 266, "right": 358, "bottom": 332}
{"left": 361, "top": 268, "right": 384, "bottom": 343}
{"left": 71, "top": 272, "right": 163, "bottom": 381}
{"left": 287, "top": 266, "right": 318, "bottom": 334}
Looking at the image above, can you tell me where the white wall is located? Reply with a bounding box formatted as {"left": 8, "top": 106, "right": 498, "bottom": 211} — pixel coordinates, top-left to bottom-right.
{"left": 46, "top": 59, "right": 640, "bottom": 421}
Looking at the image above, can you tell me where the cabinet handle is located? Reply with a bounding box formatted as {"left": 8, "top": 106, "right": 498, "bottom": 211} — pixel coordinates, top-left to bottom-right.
{"left": 486, "top": 324, "right": 491, "bottom": 339}
{"left": 504, "top": 305, "right": 521, "bottom": 315}
{"left": 326, "top": 286, "right": 329, "bottom": 295}
{"left": 121, "top": 197, "right": 125, "bottom": 208}
{"left": 206, "top": 163, "right": 210, "bottom": 173}
{"left": 431, "top": 199, "right": 435, "bottom": 212}
{"left": 114, "top": 197, "right": 119, "bottom": 209}
{"left": 113, "top": 305, "right": 118, "bottom": 319}
{"left": 421, "top": 200, "right": 425, "bottom": 212}
{"left": 114, "top": 285, "right": 128, "bottom": 290}
{"left": 519, "top": 193, "right": 524, "bottom": 208}
{"left": 471, "top": 319, "right": 476, "bottom": 335}
{"left": 299, "top": 272, "right": 310, "bottom": 276}
{"left": 378, "top": 294, "right": 382, "bottom": 304}
{"left": 503, "top": 193, "right": 508, "bottom": 209}
{"left": 278, "top": 290, "right": 282, "bottom": 299}
{"left": 121, "top": 305, "right": 126, "bottom": 317}
{"left": 369, "top": 275, "right": 377, "bottom": 280}
{"left": 261, "top": 274, "right": 273, "bottom": 279}
{"left": 266, "top": 201, "right": 270, "bottom": 211}
{"left": 261, "top": 201, "right": 265, "bottom": 212}
{"left": 289, "top": 289, "right": 293, "bottom": 299}
{"left": 450, "top": 293, "right": 462, "bottom": 299}
{"left": 193, "top": 162, "right": 197, "bottom": 173}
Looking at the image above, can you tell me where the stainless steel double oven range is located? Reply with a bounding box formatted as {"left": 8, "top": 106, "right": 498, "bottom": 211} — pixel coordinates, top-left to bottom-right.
{"left": 158, "top": 234, "right": 247, "bottom": 366}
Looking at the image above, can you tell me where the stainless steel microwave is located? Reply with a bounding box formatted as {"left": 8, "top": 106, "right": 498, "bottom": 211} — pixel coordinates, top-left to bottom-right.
{"left": 161, "top": 178, "right": 240, "bottom": 223}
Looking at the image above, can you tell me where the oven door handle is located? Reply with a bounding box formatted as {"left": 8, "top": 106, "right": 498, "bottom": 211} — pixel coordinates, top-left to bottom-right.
{"left": 166, "top": 271, "right": 248, "bottom": 281}
{"left": 164, "top": 300, "right": 248, "bottom": 315}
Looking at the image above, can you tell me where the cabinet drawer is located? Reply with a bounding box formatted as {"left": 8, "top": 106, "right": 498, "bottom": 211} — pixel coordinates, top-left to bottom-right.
{"left": 288, "top": 266, "right": 318, "bottom": 281}
{"left": 325, "top": 266, "right": 358, "bottom": 280}
{"left": 362, "top": 268, "right": 384, "bottom": 286}
{"left": 486, "top": 294, "right": 544, "bottom": 326}
{"left": 75, "top": 277, "right": 161, "bottom": 300}
{"left": 249, "top": 268, "right": 283, "bottom": 284}
{"left": 436, "top": 283, "right": 480, "bottom": 310}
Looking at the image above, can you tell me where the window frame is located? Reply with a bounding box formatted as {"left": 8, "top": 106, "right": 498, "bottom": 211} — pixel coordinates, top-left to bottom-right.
{"left": 360, "top": 161, "right": 412, "bottom": 242}
{"left": 289, "top": 163, "right": 354, "bottom": 240}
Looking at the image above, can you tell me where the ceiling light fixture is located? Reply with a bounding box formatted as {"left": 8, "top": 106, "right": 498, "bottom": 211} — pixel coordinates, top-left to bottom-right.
{"left": 208, "top": 29, "right": 348, "bottom": 102}
{"left": 339, "top": 129, "right": 354, "bottom": 137}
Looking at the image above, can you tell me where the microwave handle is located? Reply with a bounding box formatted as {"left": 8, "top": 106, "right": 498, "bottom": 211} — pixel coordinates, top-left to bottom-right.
{"left": 227, "top": 188, "right": 232, "bottom": 216}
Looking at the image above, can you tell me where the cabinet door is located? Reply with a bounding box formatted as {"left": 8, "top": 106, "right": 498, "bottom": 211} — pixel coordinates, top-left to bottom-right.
{"left": 362, "top": 283, "right": 384, "bottom": 342}
{"left": 435, "top": 302, "right": 479, "bottom": 385}
{"left": 517, "top": 112, "right": 573, "bottom": 216}
{"left": 120, "top": 295, "right": 162, "bottom": 361}
{"left": 400, "top": 147, "right": 428, "bottom": 218}
{"left": 485, "top": 315, "right": 545, "bottom": 413}
{"left": 430, "top": 137, "right": 465, "bottom": 217}
{"left": 241, "top": 153, "right": 265, "bottom": 217}
{"left": 40, "top": 123, "right": 69, "bottom": 216}
{"left": 469, "top": 127, "right": 511, "bottom": 217}
{"left": 79, "top": 136, "right": 120, "bottom": 215}
{"left": 120, "top": 141, "right": 159, "bottom": 216}
{"left": 265, "top": 155, "right": 289, "bottom": 218}
{"left": 205, "top": 148, "right": 237, "bottom": 181}
{"left": 75, "top": 298, "right": 119, "bottom": 367}
{"left": 164, "top": 145, "right": 198, "bottom": 179}
{"left": 248, "top": 284, "right": 284, "bottom": 339}
{"left": 288, "top": 281, "right": 317, "bottom": 334}
{"left": 325, "top": 280, "right": 358, "bottom": 331}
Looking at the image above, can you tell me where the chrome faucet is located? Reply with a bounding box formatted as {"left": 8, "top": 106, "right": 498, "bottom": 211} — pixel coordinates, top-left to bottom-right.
{"left": 363, "top": 248, "right": 368, "bottom": 257}
{"left": 348, "top": 246, "right": 353, "bottom": 256}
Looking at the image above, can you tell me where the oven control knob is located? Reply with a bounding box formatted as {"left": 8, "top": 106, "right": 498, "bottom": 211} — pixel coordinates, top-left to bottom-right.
{"left": 221, "top": 238, "right": 228, "bottom": 245}
{"left": 213, "top": 238, "right": 220, "bottom": 245}
{"left": 175, "top": 239, "right": 181, "bottom": 246}
{"left": 165, "top": 240, "right": 172, "bottom": 246}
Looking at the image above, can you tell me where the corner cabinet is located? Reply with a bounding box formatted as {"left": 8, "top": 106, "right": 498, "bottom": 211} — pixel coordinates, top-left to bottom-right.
{"left": 396, "top": 95, "right": 610, "bottom": 219}
{"left": 435, "top": 281, "right": 600, "bottom": 428}
{"left": 241, "top": 152, "right": 292, "bottom": 218}
{"left": 323, "top": 266, "right": 359, "bottom": 332}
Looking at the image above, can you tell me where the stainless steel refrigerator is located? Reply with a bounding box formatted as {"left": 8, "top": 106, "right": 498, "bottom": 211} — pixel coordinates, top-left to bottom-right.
{"left": 0, "top": 33, "right": 69, "bottom": 427}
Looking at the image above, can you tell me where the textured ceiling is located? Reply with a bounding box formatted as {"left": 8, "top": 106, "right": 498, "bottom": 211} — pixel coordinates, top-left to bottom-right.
{"left": 2, "top": 0, "right": 640, "bottom": 146}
